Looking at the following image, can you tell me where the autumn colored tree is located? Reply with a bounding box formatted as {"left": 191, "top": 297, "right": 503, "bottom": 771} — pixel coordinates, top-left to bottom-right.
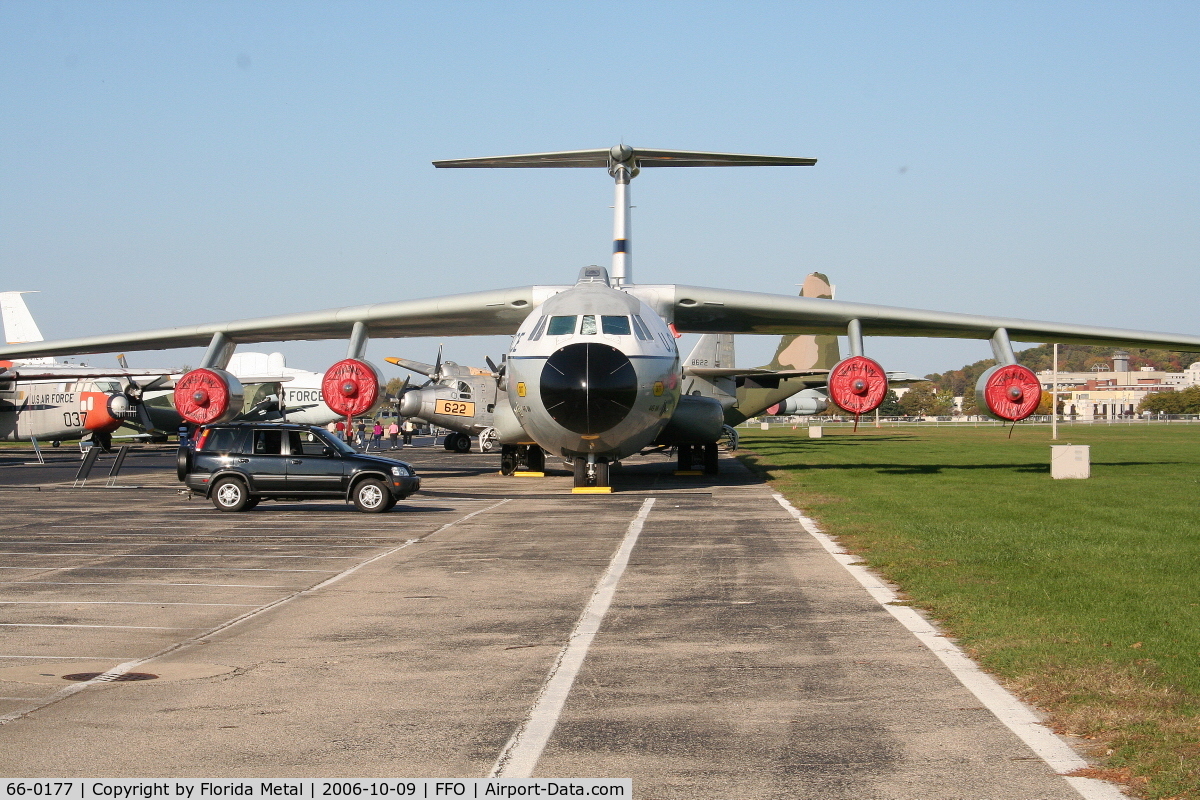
{"left": 1139, "top": 386, "right": 1200, "bottom": 414}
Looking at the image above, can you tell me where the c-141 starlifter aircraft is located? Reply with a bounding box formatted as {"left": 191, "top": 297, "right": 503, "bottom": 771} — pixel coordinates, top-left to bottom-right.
{"left": 3, "top": 145, "right": 1200, "bottom": 491}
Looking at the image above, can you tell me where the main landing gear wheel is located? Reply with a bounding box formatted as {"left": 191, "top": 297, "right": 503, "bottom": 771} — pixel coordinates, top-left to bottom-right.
{"left": 500, "top": 445, "right": 518, "bottom": 476}
{"left": 703, "top": 442, "right": 719, "bottom": 475}
{"left": 676, "top": 444, "right": 695, "bottom": 472}
{"left": 718, "top": 425, "right": 739, "bottom": 452}
{"left": 352, "top": 478, "right": 390, "bottom": 513}
{"left": 453, "top": 433, "right": 472, "bottom": 453}
{"left": 500, "top": 444, "right": 545, "bottom": 474}
{"left": 211, "top": 478, "right": 250, "bottom": 512}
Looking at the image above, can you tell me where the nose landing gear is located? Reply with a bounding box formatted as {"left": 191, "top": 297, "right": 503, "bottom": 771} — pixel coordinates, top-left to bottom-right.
{"left": 572, "top": 455, "right": 611, "bottom": 493}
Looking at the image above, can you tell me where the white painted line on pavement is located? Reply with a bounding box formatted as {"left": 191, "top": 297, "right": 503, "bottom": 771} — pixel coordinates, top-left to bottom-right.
{"left": 771, "top": 492, "right": 1130, "bottom": 800}
{"left": 0, "top": 581, "right": 286, "bottom": 588}
{"left": 0, "top": 601, "right": 257, "bottom": 607}
{"left": 0, "top": 498, "right": 510, "bottom": 726}
{"left": 0, "top": 552, "right": 363, "bottom": 559}
{"left": 0, "top": 623, "right": 199, "bottom": 630}
{"left": 0, "top": 655, "right": 136, "bottom": 660}
{"left": 489, "top": 497, "right": 656, "bottom": 780}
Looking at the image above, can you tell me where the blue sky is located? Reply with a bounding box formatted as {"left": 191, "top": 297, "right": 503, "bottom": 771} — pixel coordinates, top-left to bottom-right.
{"left": 2, "top": 1, "right": 1197, "bottom": 377}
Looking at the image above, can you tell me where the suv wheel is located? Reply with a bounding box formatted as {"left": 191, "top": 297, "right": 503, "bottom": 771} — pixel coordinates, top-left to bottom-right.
{"left": 211, "top": 477, "right": 250, "bottom": 512}
{"left": 352, "top": 478, "right": 389, "bottom": 513}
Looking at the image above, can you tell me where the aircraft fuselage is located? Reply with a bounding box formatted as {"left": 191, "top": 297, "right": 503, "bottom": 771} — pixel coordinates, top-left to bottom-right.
{"left": 504, "top": 277, "right": 681, "bottom": 462}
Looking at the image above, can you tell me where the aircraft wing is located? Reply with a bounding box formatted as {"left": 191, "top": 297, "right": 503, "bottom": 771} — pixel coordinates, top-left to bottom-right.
{"left": 668, "top": 286, "right": 1200, "bottom": 350}
{"left": 0, "top": 287, "right": 537, "bottom": 360}
{"left": 0, "top": 366, "right": 174, "bottom": 381}
{"left": 2, "top": 281, "right": 1199, "bottom": 361}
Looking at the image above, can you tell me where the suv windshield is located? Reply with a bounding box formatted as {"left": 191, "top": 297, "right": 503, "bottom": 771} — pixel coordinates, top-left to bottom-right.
{"left": 311, "top": 427, "right": 358, "bottom": 455}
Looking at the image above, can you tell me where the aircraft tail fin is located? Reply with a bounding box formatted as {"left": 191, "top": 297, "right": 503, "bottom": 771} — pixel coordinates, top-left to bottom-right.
{"left": 760, "top": 272, "right": 841, "bottom": 371}
{"left": 684, "top": 333, "right": 736, "bottom": 371}
{"left": 1, "top": 292, "right": 55, "bottom": 366}
{"left": 1, "top": 292, "right": 45, "bottom": 345}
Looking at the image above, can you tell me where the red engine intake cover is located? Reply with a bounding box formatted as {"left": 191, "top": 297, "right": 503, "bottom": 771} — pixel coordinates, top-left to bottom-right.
{"left": 174, "top": 368, "right": 244, "bottom": 425}
{"left": 827, "top": 356, "right": 888, "bottom": 414}
{"left": 322, "top": 358, "right": 383, "bottom": 418}
{"left": 976, "top": 364, "right": 1042, "bottom": 421}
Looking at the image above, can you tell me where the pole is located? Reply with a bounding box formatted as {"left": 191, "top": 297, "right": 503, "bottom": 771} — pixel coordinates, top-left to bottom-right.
{"left": 611, "top": 168, "right": 632, "bottom": 286}
{"left": 1051, "top": 343, "right": 1059, "bottom": 441}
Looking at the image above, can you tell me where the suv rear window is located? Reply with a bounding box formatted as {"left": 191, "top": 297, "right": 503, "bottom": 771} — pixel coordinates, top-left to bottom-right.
{"left": 199, "top": 428, "right": 245, "bottom": 453}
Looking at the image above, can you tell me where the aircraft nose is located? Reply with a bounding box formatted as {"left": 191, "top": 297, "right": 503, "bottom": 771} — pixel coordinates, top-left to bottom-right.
{"left": 540, "top": 343, "right": 638, "bottom": 434}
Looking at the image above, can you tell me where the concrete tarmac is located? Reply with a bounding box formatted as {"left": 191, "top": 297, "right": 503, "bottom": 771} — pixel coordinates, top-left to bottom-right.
{"left": 0, "top": 443, "right": 1102, "bottom": 798}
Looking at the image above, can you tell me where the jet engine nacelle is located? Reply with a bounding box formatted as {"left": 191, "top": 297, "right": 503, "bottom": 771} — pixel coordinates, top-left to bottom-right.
{"left": 975, "top": 364, "right": 1041, "bottom": 421}
{"left": 321, "top": 358, "right": 384, "bottom": 418}
{"left": 827, "top": 356, "right": 888, "bottom": 414}
{"left": 767, "top": 389, "right": 828, "bottom": 417}
{"left": 652, "top": 394, "right": 724, "bottom": 445}
{"left": 174, "top": 368, "right": 245, "bottom": 425}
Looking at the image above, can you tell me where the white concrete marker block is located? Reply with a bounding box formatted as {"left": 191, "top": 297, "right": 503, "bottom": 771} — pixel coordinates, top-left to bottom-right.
{"left": 1051, "top": 445, "right": 1090, "bottom": 479}
{"left": 760, "top": 422, "right": 769, "bottom": 430}
{"left": 809, "top": 426, "right": 823, "bottom": 438}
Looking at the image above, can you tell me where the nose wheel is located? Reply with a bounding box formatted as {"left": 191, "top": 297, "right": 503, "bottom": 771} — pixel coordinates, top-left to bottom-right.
{"left": 573, "top": 458, "right": 610, "bottom": 489}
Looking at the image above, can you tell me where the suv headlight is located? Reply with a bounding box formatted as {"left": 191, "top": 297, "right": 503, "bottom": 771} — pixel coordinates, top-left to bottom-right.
{"left": 391, "top": 466, "right": 410, "bottom": 477}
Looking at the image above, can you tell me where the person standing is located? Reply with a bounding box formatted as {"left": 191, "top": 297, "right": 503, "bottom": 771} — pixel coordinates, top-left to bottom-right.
{"left": 387, "top": 420, "right": 400, "bottom": 450}
{"left": 370, "top": 421, "right": 384, "bottom": 451}
{"left": 334, "top": 419, "right": 346, "bottom": 441}
{"left": 356, "top": 420, "right": 367, "bottom": 449}
{"left": 402, "top": 417, "right": 416, "bottom": 447}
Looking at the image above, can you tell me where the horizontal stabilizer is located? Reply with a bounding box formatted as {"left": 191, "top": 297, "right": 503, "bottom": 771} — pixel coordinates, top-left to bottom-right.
{"left": 435, "top": 146, "right": 816, "bottom": 169}
{"left": 686, "top": 367, "right": 829, "bottom": 379}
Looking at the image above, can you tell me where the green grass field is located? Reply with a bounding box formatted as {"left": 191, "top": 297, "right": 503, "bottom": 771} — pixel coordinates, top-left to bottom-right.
{"left": 738, "top": 423, "right": 1200, "bottom": 799}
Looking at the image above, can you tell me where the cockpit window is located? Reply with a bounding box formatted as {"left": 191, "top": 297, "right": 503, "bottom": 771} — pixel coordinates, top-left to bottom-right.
{"left": 631, "top": 315, "right": 653, "bottom": 341}
{"left": 547, "top": 315, "right": 577, "bottom": 336}
{"left": 528, "top": 315, "right": 549, "bottom": 341}
{"left": 601, "top": 316, "right": 631, "bottom": 336}
{"left": 580, "top": 315, "right": 597, "bottom": 335}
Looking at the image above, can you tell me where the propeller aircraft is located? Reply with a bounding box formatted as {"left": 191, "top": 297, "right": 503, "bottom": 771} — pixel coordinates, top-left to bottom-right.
{"left": 4, "top": 146, "right": 1200, "bottom": 492}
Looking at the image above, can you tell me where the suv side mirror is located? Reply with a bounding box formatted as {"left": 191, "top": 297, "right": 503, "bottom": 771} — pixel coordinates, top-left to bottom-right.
{"left": 321, "top": 446, "right": 334, "bottom": 457}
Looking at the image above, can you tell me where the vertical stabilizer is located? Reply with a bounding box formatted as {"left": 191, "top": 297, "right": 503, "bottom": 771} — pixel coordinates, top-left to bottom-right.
{"left": 0, "top": 292, "right": 55, "bottom": 366}
{"left": 684, "top": 334, "right": 736, "bottom": 370}
{"left": 682, "top": 334, "right": 738, "bottom": 409}
{"left": 760, "top": 273, "right": 840, "bottom": 370}
{"left": 1, "top": 292, "right": 45, "bottom": 345}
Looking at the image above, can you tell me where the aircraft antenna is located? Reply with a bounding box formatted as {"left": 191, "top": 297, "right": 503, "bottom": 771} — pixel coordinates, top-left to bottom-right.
{"left": 433, "top": 146, "right": 816, "bottom": 288}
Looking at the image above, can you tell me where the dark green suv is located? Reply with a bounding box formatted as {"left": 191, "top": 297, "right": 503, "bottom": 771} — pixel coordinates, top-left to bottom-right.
{"left": 178, "top": 422, "right": 420, "bottom": 512}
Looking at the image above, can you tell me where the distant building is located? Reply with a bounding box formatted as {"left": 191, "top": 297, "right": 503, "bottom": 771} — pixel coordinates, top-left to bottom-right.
{"left": 1037, "top": 353, "right": 1200, "bottom": 417}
